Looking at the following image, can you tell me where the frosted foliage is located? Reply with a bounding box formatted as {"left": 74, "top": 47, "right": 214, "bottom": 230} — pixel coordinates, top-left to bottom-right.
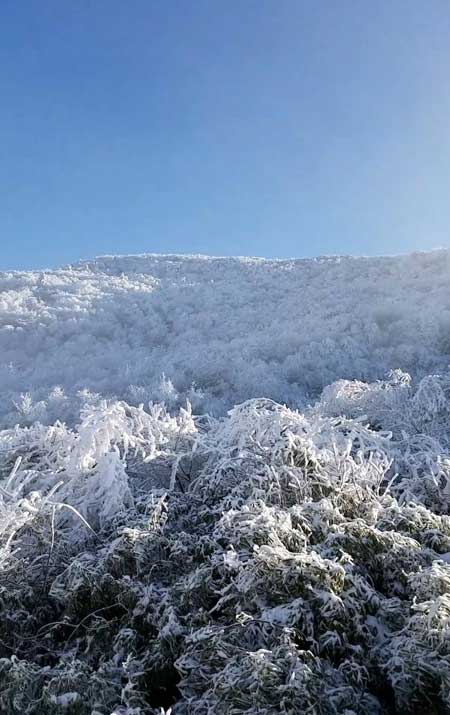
{"left": 1, "top": 250, "right": 450, "bottom": 425}
{"left": 2, "top": 252, "right": 450, "bottom": 713}
{"left": 0, "top": 372, "right": 450, "bottom": 712}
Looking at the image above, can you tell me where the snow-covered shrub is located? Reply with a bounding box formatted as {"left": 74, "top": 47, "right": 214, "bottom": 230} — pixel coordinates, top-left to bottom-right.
{"left": 2, "top": 250, "right": 450, "bottom": 426}
{"left": 3, "top": 252, "right": 450, "bottom": 712}
{"left": 0, "top": 382, "right": 450, "bottom": 712}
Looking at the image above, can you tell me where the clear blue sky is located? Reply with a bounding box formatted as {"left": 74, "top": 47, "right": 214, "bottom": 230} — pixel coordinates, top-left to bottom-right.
{"left": 2, "top": 1, "right": 450, "bottom": 270}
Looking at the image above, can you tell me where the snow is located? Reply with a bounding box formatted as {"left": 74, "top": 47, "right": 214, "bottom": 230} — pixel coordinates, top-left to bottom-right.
{"left": 2, "top": 250, "right": 450, "bottom": 713}
{"left": 1, "top": 250, "right": 450, "bottom": 426}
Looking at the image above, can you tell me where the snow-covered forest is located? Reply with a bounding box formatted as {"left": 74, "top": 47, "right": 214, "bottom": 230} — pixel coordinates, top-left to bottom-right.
{"left": 2, "top": 251, "right": 450, "bottom": 713}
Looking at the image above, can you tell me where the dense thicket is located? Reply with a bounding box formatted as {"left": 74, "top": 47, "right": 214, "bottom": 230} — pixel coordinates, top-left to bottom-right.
{"left": 2, "top": 371, "right": 450, "bottom": 713}
{"left": 2, "top": 251, "right": 450, "bottom": 426}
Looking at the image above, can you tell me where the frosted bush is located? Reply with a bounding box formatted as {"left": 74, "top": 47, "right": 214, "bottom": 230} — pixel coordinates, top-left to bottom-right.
{"left": 2, "top": 251, "right": 450, "bottom": 426}
{"left": 0, "top": 378, "right": 449, "bottom": 712}
{"left": 2, "top": 253, "right": 450, "bottom": 712}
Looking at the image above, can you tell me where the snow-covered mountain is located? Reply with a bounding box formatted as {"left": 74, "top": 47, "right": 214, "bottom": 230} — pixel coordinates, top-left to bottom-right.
{"left": 2, "top": 250, "right": 450, "bottom": 426}
{"left": 2, "top": 251, "right": 450, "bottom": 714}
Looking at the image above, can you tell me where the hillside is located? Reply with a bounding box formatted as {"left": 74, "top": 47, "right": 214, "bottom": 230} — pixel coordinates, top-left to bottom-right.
{"left": 1, "top": 250, "right": 450, "bottom": 426}
{"left": 2, "top": 252, "right": 450, "bottom": 714}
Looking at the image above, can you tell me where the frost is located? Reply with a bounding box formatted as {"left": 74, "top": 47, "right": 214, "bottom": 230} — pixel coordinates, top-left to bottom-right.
{"left": 1, "top": 250, "right": 450, "bottom": 425}
{"left": 1, "top": 252, "right": 450, "bottom": 712}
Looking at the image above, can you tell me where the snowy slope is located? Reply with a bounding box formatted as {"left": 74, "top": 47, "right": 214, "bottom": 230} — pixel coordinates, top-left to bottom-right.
{"left": 3, "top": 251, "right": 450, "bottom": 713}
{"left": 1, "top": 250, "right": 450, "bottom": 426}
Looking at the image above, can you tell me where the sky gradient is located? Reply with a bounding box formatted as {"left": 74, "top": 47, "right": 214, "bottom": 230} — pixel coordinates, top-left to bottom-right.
{"left": 2, "top": 0, "right": 450, "bottom": 270}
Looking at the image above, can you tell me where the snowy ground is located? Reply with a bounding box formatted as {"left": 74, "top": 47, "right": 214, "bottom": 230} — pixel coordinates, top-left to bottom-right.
{"left": 1, "top": 252, "right": 450, "bottom": 713}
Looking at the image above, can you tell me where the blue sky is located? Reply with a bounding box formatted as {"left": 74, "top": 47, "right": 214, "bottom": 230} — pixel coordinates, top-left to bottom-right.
{"left": 1, "top": 1, "right": 450, "bottom": 270}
